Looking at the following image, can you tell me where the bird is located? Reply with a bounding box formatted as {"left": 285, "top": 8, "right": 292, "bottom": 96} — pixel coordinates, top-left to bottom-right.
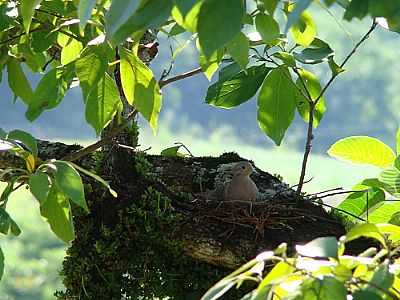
{"left": 223, "top": 161, "right": 259, "bottom": 202}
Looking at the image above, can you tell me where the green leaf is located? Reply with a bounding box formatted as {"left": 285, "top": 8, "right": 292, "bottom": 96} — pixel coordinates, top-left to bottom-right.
{"left": 197, "top": 0, "right": 244, "bottom": 58}
{"left": 106, "top": 0, "right": 173, "bottom": 45}
{"left": 218, "top": 63, "right": 242, "bottom": 82}
{"left": 0, "top": 208, "right": 21, "bottom": 236}
{"left": 26, "top": 66, "right": 73, "bottom": 121}
{"left": 7, "top": 59, "right": 33, "bottom": 104}
{"left": 40, "top": 184, "right": 75, "bottom": 243}
{"left": 31, "top": 30, "right": 58, "bottom": 52}
{"left": 161, "top": 146, "right": 185, "bottom": 157}
{"left": 328, "top": 57, "right": 345, "bottom": 76}
{"left": 327, "top": 136, "right": 396, "bottom": 168}
{"left": 379, "top": 167, "right": 400, "bottom": 198}
{"left": 338, "top": 186, "right": 385, "bottom": 218}
{"left": 69, "top": 162, "right": 118, "bottom": 198}
{"left": 199, "top": 47, "right": 223, "bottom": 81}
{"left": 85, "top": 72, "right": 122, "bottom": 135}
{"left": 7, "top": 129, "right": 38, "bottom": 157}
{"left": 78, "top": 0, "right": 96, "bottom": 28}
{"left": 18, "top": 44, "right": 46, "bottom": 73}
{"left": 61, "top": 38, "right": 83, "bottom": 65}
{"left": 54, "top": 161, "right": 88, "bottom": 212}
{"left": 263, "top": 0, "right": 279, "bottom": 16}
{"left": 295, "top": 277, "right": 346, "bottom": 300}
{"left": 366, "top": 264, "right": 394, "bottom": 295}
{"left": 257, "top": 67, "right": 297, "bottom": 146}
{"left": 172, "top": 0, "right": 202, "bottom": 33}
{"left": 206, "top": 65, "right": 270, "bottom": 109}
{"left": 353, "top": 290, "right": 381, "bottom": 300}
{"left": 290, "top": 10, "right": 316, "bottom": 47}
{"left": 29, "top": 171, "right": 51, "bottom": 204}
{"left": 20, "top": 0, "right": 43, "bottom": 33}
{"left": 285, "top": 0, "right": 312, "bottom": 33}
{"left": 76, "top": 46, "right": 109, "bottom": 102}
{"left": 397, "top": 128, "right": 400, "bottom": 155}
{"left": 120, "top": 48, "right": 162, "bottom": 134}
{"left": 255, "top": 13, "right": 280, "bottom": 45}
{"left": 295, "top": 68, "right": 326, "bottom": 128}
{"left": 200, "top": 278, "right": 237, "bottom": 300}
{"left": 273, "top": 52, "right": 296, "bottom": 67}
{"left": 344, "top": 0, "right": 368, "bottom": 21}
{"left": 345, "top": 223, "right": 386, "bottom": 246}
{"left": 296, "top": 237, "right": 338, "bottom": 258}
{"left": 226, "top": 32, "right": 249, "bottom": 69}
{"left": 293, "top": 38, "right": 334, "bottom": 64}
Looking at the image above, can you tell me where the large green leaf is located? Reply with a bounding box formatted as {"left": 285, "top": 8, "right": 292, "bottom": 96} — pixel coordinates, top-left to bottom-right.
{"left": 40, "top": 184, "right": 75, "bottom": 243}
{"left": 29, "top": 171, "right": 51, "bottom": 205}
{"left": 120, "top": 48, "right": 162, "bottom": 134}
{"left": 54, "top": 161, "right": 88, "bottom": 212}
{"left": 106, "top": 0, "right": 173, "bottom": 44}
{"left": 206, "top": 65, "right": 270, "bottom": 109}
{"left": 366, "top": 264, "right": 394, "bottom": 296}
{"left": 26, "top": 65, "right": 73, "bottom": 121}
{"left": 78, "top": 0, "right": 97, "bottom": 28}
{"left": 226, "top": 32, "right": 249, "bottom": 69}
{"left": 7, "top": 129, "right": 38, "bottom": 157}
{"left": 344, "top": 223, "right": 386, "bottom": 246}
{"left": 197, "top": 0, "right": 243, "bottom": 58}
{"left": 294, "top": 277, "right": 346, "bottom": 300}
{"left": 257, "top": 67, "right": 297, "bottom": 146}
{"left": 295, "top": 68, "right": 326, "bottom": 128}
{"left": 20, "top": 0, "right": 43, "bottom": 33}
{"left": 255, "top": 13, "right": 280, "bottom": 45}
{"left": 293, "top": 38, "right": 334, "bottom": 64}
{"left": 338, "top": 185, "right": 385, "bottom": 219}
{"left": 379, "top": 167, "right": 400, "bottom": 198}
{"left": 296, "top": 237, "right": 338, "bottom": 258}
{"left": 327, "top": 136, "right": 396, "bottom": 168}
{"left": 344, "top": 0, "right": 368, "bottom": 21}
{"left": 76, "top": 46, "right": 109, "bottom": 101}
{"left": 0, "top": 208, "right": 21, "bottom": 236}
{"left": 172, "top": 0, "right": 202, "bottom": 33}
{"left": 85, "top": 72, "right": 122, "bottom": 135}
{"left": 290, "top": 10, "right": 316, "bottom": 47}
{"left": 61, "top": 38, "right": 83, "bottom": 65}
{"left": 7, "top": 59, "right": 33, "bottom": 104}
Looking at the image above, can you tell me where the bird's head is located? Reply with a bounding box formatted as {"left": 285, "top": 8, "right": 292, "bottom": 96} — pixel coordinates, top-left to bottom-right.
{"left": 232, "top": 161, "right": 254, "bottom": 177}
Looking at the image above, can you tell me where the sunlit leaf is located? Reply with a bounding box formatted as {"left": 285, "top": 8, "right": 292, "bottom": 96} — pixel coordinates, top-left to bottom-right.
{"left": 255, "top": 13, "right": 280, "bottom": 45}
{"left": 296, "top": 237, "right": 338, "bottom": 258}
{"left": 328, "top": 136, "right": 396, "bottom": 168}
{"left": 290, "top": 10, "right": 316, "bottom": 47}
{"left": 29, "top": 171, "right": 51, "bottom": 205}
{"left": 40, "top": 184, "right": 75, "bottom": 243}
{"left": 197, "top": 0, "right": 243, "bottom": 58}
{"left": 54, "top": 161, "right": 88, "bottom": 212}
{"left": 120, "top": 48, "right": 162, "bottom": 134}
{"left": 161, "top": 145, "right": 185, "bottom": 157}
{"left": 7, "top": 58, "right": 33, "bottom": 104}
{"left": 61, "top": 38, "right": 83, "bottom": 65}
{"left": 206, "top": 64, "right": 270, "bottom": 108}
{"left": 20, "top": 0, "right": 43, "bottom": 33}
{"left": 172, "top": 0, "right": 202, "bottom": 33}
{"left": 7, "top": 129, "right": 38, "bottom": 157}
{"left": 379, "top": 167, "right": 400, "bottom": 198}
{"left": 345, "top": 223, "right": 386, "bottom": 246}
{"left": 257, "top": 67, "right": 297, "bottom": 146}
{"left": 397, "top": 128, "right": 400, "bottom": 155}
{"left": 199, "top": 47, "right": 223, "bottom": 81}
{"left": 285, "top": 0, "right": 312, "bottom": 33}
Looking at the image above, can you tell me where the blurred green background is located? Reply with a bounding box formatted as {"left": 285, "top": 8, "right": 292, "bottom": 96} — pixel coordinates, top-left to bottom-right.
{"left": 0, "top": 6, "right": 399, "bottom": 300}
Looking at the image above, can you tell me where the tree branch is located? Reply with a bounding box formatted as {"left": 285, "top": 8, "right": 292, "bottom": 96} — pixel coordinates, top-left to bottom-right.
{"left": 159, "top": 67, "right": 203, "bottom": 88}
{"left": 296, "top": 20, "right": 378, "bottom": 196}
{"left": 62, "top": 110, "right": 137, "bottom": 162}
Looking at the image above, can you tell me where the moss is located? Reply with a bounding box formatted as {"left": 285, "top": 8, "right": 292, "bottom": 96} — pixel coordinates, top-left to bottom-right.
{"left": 55, "top": 156, "right": 240, "bottom": 300}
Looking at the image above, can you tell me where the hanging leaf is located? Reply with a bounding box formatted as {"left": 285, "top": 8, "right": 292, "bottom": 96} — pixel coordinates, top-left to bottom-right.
{"left": 29, "top": 171, "right": 52, "bottom": 205}
{"left": 120, "top": 48, "right": 162, "bottom": 134}
{"left": 226, "top": 32, "right": 249, "bottom": 69}
{"left": 328, "top": 136, "right": 396, "bottom": 168}
{"left": 199, "top": 47, "right": 223, "bottom": 81}
{"left": 197, "top": 0, "right": 243, "bottom": 58}
{"left": 171, "top": 0, "right": 202, "bottom": 33}
{"left": 257, "top": 67, "right": 297, "bottom": 146}
{"left": 285, "top": 0, "right": 312, "bottom": 33}
{"left": 40, "top": 184, "right": 75, "bottom": 243}
{"left": 293, "top": 38, "right": 334, "bottom": 64}
{"left": 0, "top": 208, "right": 21, "bottom": 236}
{"left": 7, "top": 129, "right": 38, "bottom": 157}
{"left": 206, "top": 65, "right": 270, "bottom": 109}
{"left": 61, "top": 38, "right": 83, "bottom": 65}
{"left": 20, "top": 0, "right": 43, "bottom": 33}
{"left": 255, "top": 13, "right": 280, "bottom": 45}
{"left": 54, "top": 161, "right": 88, "bottom": 212}
{"left": 7, "top": 59, "right": 33, "bottom": 104}
{"left": 290, "top": 9, "right": 316, "bottom": 47}
{"left": 85, "top": 73, "right": 122, "bottom": 135}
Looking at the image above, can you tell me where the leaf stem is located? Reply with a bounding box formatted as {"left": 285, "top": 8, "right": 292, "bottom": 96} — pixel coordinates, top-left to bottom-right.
{"left": 158, "top": 67, "right": 203, "bottom": 88}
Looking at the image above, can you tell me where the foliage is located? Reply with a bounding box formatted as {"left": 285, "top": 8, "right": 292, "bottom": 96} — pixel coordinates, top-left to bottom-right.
{"left": 202, "top": 223, "right": 400, "bottom": 300}
{"left": 327, "top": 131, "right": 400, "bottom": 224}
{"left": 0, "top": 0, "right": 399, "bottom": 298}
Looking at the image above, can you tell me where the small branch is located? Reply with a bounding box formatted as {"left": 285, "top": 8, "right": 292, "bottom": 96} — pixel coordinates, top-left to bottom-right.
{"left": 296, "top": 20, "right": 377, "bottom": 196}
{"left": 308, "top": 187, "right": 343, "bottom": 197}
{"left": 159, "top": 67, "right": 203, "bottom": 88}
{"left": 310, "top": 189, "right": 367, "bottom": 199}
{"left": 62, "top": 110, "right": 137, "bottom": 162}
{"left": 0, "top": 28, "right": 43, "bottom": 45}
{"left": 309, "top": 199, "right": 366, "bottom": 222}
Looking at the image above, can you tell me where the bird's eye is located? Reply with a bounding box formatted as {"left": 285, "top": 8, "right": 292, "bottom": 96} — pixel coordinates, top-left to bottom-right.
{"left": 241, "top": 166, "right": 246, "bottom": 169}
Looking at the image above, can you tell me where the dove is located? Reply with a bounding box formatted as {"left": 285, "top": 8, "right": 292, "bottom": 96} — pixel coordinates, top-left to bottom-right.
{"left": 223, "top": 161, "right": 259, "bottom": 202}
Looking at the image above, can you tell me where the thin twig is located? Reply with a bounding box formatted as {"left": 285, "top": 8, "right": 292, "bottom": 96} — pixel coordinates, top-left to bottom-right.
{"left": 159, "top": 67, "right": 203, "bottom": 88}
{"left": 296, "top": 20, "right": 378, "bottom": 196}
{"left": 0, "top": 28, "right": 43, "bottom": 45}
{"left": 62, "top": 110, "right": 137, "bottom": 162}
{"left": 308, "top": 187, "right": 343, "bottom": 196}
{"left": 309, "top": 199, "right": 366, "bottom": 222}
{"left": 310, "top": 189, "right": 367, "bottom": 199}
